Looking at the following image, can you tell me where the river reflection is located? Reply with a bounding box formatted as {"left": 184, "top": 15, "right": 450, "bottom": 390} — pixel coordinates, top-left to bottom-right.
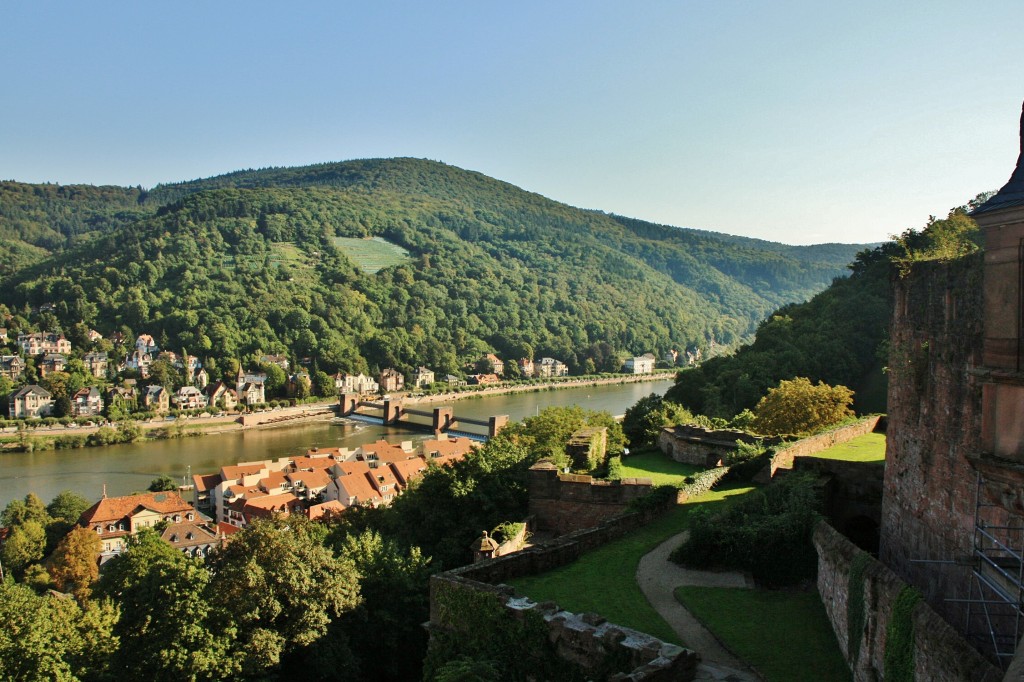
{"left": 0, "top": 378, "right": 673, "bottom": 507}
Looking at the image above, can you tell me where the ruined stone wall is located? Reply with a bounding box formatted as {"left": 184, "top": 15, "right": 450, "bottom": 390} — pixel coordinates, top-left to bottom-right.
{"left": 528, "top": 462, "right": 654, "bottom": 534}
{"left": 815, "top": 522, "right": 1000, "bottom": 682}
{"left": 880, "top": 256, "right": 985, "bottom": 630}
{"left": 764, "top": 415, "right": 883, "bottom": 479}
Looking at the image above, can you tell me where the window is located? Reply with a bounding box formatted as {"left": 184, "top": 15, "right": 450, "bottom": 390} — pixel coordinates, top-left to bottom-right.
{"left": 187, "top": 513, "right": 194, "bottom": 521}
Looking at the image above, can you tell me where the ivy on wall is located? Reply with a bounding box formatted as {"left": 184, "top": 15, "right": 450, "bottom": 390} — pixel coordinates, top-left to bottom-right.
{"left": 846, "top": 551, "right": 870, "bottom": 664}
{"left": 884, "top": 586, "right": 923, "bottom": 682}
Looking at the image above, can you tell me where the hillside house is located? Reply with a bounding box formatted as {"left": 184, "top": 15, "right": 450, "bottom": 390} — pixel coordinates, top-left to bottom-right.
{"left": 379, "top": 368, "right": 405, "bottom": 393}
{"left": 173, "top": 385, "right": 207, "bottom": 410}
{"left": 106, "top": 385, "right": 137, "bottom": 414}
{"left": 518, "top": 358, "right": 535, "bottom": 377}
{"left": 0, "top": 355, "right": 25, "bottom": 381}
{"left": 72, "top": 387, "right": 103, "bottom": 417}
{"left": 413, "top": 366, "right": 435, "bottom": 388}
{"left": 445, "top": 374, "right": 468, "bottom": 387}
{"left": 286, "top": 371, "right": 312, "bottom": 397}
{"left": 143, "top": 385, "right": 170, "bottom": 413}
{"left": 39, "top": 353, "right": 67, "bottom": 377}
{"left": 624, "top": 353, "right": 656, "bottom": 374}
{"left": 83, "top": 351, "right": 108, "bottom": 378}
{"left": 334, "top": 372, "right": 380, "bottom": 394}
{"left": 483, "top": 353, "right": 505, "bottom": 376}
{"left": 135, "top": 334, "right": 159, "bottom": 355}
{"left": 536, "top": 357, "right": 569, "bottom": 378}
{"left": 236, "top": 368, "right": 266, "bottom": 405}
{"left": 205, "top": 381, "right": 238, "bottom": 410}
{"left": 17, "top": 332, "right": 71, "bottom": 356}
{"left": 78, "top": 491, "right": 197, "bottom": 563}
{"left": 87, "top": 329, "right": 103, "bottom": 343}
{"left": 9, "top": 385, "right": 53, "bottom": 419}
{"left": 123, "top": 349, "right": 154, "bottom": 377}
{"left": 261, "top": 354, "right": 290, "bottom": 370}
{"left": 470, "top": 373, "right": 500, "bottom": 385}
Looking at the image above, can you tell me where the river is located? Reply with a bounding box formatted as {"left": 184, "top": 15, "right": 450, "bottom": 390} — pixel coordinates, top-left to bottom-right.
{"left": 0, "top": 378, "right": 674, "bottom": 509}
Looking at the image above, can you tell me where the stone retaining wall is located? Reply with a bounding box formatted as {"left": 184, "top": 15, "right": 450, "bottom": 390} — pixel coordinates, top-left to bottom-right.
{"left": 814, "top": 521, "right": 1001, "bottom": 682}
{"left": 758, "top": 415, "right": 883, "bottom": 482}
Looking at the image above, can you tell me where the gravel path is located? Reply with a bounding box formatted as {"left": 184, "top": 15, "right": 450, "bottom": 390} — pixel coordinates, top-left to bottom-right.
{"left": 637, "top": 530, "right": 762, "bottom": 681}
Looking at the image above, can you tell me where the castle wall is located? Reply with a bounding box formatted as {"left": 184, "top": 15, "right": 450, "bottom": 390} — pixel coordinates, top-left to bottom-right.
{"left": 815, "top": 522, "right": 1000, "bottom": 682}
{"left": 880, "top": 255, "right": 985, "bottom": 635}
{"left": 528, "top": 461, "right": 654, "bottom": 534}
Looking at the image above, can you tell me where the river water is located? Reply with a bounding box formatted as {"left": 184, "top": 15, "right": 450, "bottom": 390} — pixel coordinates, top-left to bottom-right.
{"left": 0, "top": 378, "right": 674, "bottom": 508}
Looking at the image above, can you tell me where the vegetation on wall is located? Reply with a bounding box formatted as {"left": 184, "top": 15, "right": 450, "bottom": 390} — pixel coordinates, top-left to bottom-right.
{"left": 883, "top": 586, "right": 923, "bottom": 682}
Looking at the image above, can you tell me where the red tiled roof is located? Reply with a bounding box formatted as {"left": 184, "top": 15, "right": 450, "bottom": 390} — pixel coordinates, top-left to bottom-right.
{"left": 307, "top": 500, "right": 346, "bottom": 521}
{"left": 193, "top": 473, "right": 221, "bottom": 492}
{"left": 288, "top": 469, "right": 331, "bottom": 490}
{"left": 220, "top": 463, "right": 269, "bottom": 481}
{"left": 421, "top": 437, "right": 476, "bottom": 463}
{"left": 79, "top": 491, "right": 193, "bottom": 526}
{"left": 389, "top": 457, "right": 428, "bottom": 487}
{"left": 334, "top": 474, "right": 383, "bottom": 507}
{"left": 360, "top": 439, "right": 415, "bottom": 463}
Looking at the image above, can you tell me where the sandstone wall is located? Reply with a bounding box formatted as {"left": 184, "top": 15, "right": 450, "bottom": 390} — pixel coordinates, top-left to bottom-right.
{"left": 815, "top": 522, "right": 1001, "bottom": 682}
{"left": 763, "top": 415, "right": 883, "bottom": 480}
{"left": 528, "top": 462, "right": 654, "bottom": 534}
{"left": 880, "top": 256, "right": 986, "bottom": 631}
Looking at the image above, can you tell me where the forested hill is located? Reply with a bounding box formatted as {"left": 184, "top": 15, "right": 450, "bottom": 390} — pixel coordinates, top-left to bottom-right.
{"left": 0, "top": 159, "right": 868, "bottom": 380}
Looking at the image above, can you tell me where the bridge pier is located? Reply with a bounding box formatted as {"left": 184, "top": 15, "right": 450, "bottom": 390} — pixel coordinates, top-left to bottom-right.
{"left": 338, "top": 393, "right": 359, "bottom": 416}
{"left": 489, "top": 415, "right": 509, "bottom": 438}
{"left": 433, "top": 407, "right": 455, "bottom": 434}
{"left": 382, "top": 399, "right": 404, "bottom": 425}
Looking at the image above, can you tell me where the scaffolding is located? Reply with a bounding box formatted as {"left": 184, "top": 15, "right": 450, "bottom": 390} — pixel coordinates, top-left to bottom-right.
{"left": 959, "top": 470, "right": 1024, "bottom": 668}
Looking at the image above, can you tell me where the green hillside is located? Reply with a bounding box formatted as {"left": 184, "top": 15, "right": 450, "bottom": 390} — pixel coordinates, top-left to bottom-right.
{"left": 0, "top": 159, "right": 868, "bottom": 380}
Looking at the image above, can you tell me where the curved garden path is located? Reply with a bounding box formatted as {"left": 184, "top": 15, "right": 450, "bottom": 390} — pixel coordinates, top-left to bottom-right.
{"left": 636, "top": 530, "right": 762, "bottom": 682}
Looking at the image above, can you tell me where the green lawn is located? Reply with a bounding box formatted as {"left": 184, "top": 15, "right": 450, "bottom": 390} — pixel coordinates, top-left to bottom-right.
{"left": 333, "top": 236, "right": 410, "bottom": 273}
{"left": 675, "top": 586, "right": 850, "bottom": 682}
{"left": 509, "top": 485, "right": 755, "bottom": 645}
{"left": 619, "top": 449, "right": 703, "bottom": 485}
{"left": 810, "top": 432, "right": 886, "bottom": 462}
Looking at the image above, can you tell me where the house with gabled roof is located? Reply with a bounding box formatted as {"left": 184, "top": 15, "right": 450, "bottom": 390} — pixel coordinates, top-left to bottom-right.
{"left": 39, "top": 353, "right": 67, "bottom": 377}
{"left": 536, "top": 357, "right": 569, "bottom": 378}
{"left": 9, "top": 385, "right": 52, "bottom": 419}
{"left": 624, "top": 353, "right": 656, "bottom": 375}
{"left": 143, "top": 385, "right": 170, "bottom": 413}
{"left": 379, "top": 368, "right": 405, "bottom": 393}
{"left": 236, "top": 367, "right": 266, "bottom": 405}
{"left": 483, "top": 353, "right": 505, "bottom": 376}
{"left": 413, "top": 366, "right": 435, "bottom": 388}
{"left": 72, "top": 387, "right": 103, "bottom": 417}
{"left": 0, "top": 355, "right": 25, "bottom": 381}
{"left": 135, "top": 334, "right": 159, "bottom": 355}
{"left": 78, "top": 491, "right": 197, "bottom": 563}
{"left": 161, "top": 520, "right": 224, "bottom": 559}
{"left": 173, "top": 385, "right": 207, "bottom": 411}
{"left": 261, "top": 354, "right": 290, "bottom": 371}
{"left": 83, "top": 351, "right": 108, "bottom": 378}
{"left": 17, "top": 332, "right": 71, "bottom": 356}
{"left": 204, "top": 381, "right": 238, "bottom": 410}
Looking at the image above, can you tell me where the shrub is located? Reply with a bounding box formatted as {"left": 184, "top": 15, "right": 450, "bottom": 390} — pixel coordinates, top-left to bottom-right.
{"left": 670, "top": 472, "right": 823, "bottom": 586}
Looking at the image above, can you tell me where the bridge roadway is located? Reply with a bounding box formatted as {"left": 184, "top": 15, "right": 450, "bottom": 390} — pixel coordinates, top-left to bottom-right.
{"left": 338, "top": 393, "right": 508, "bottom": 439}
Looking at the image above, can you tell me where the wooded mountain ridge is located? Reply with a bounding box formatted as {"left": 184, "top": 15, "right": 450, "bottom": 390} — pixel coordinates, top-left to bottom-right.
{"left": 0, "top": 158, "right": 869, "bottom": 379}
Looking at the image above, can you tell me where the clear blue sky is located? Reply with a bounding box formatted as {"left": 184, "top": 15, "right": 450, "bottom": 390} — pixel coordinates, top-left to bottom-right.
{"left": 2, "top": 1, "right": 1021, "bottom": 245}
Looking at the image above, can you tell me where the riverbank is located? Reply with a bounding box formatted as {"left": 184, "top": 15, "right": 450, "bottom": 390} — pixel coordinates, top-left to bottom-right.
{"left": 0, "top": 372, "right": 677, "bottom": 453}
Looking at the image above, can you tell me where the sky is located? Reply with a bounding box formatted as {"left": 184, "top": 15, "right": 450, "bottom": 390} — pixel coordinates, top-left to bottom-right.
{"left": 2, "top": 1, "right": 1022, "bottom": 245}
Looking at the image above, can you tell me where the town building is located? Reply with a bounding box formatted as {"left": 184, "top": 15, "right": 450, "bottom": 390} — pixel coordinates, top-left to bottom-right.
{"left": 483, "top": 353, "right": 504, "bottom": 376}
{"left": 334, "top": 372, "right": 380, "bottom": 394}
{"left": 9, "top": 385, "right": 53, "bottom": 419}
{"left": 135, "top": 334, "right": 159, "bottom": 355}
{"left": 39, "top": 353, "right": 67, "bottom": 377}
{"left": 379, "top": 368, "right": 405, "bottom": 393}
{"left": 78, "top": 490, "right": 197, "bottom": 563}
{"left": 83, "top": 351, "right": 109, "bottom": 378}
{"left": 261, "top": 354, "right": 290, "bottom": 371}
{"left": 173, "top": 385, "right": 207, "bottom": 410}
{"left": 17, "top": 332, "right": 71, "bottom": 356}
{"left": 0, "top": 355, "right": 25, "bottom": 381}
{"left": 71, "top": 387, "right": 104, "bottom": 417}
{"left": 413, "top": 366, "right": 435, "bottom": 388}
{"left": 236, "top": 368, "right": 266, "bottom": 405}
{"left": 518, "top": 358, "right": 535, "bottom": 377}
{"left": 143, "top": 385, "right": 170, "bottom": 413}
{"left": 623, "top": 353, "right": 656, "bottom": 374}
{"left": 536, "top": 357, "right": 569, "bottom": 378}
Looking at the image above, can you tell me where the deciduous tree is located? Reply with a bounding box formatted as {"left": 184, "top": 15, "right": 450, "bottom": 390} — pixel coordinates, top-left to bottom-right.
{"left": 752, "top": 377, "right": 854, "bottom": 436}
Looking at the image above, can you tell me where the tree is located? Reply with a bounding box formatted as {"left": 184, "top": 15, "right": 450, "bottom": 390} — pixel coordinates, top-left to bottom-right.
{"left": 1, "top": 519, "right": 47, "bottom": 578}
{"left": 332, "top": 530, "right": 432, "bottom": 681}
{"left": 0, "top": 580, "right": 119, "bottom": 681}
{"left": 622, "top": 393, "right": 697, "bottom": 448}
{"left": 97, "top": 530, "right": 236, "bottom": 681}
{"left": 147, "top": 474, "right": 178, "bottom": 492}
{"left": 752, "top": 377, "right": 855, "bottom": 436}
{"left": 46, "top": 490, "right": 90, "bottom": 526}
{"left": 48, "top": 526, "right": 101, "bottom": 602}
{"left": 208, "top": 515, "right": 361, "bottom": 671}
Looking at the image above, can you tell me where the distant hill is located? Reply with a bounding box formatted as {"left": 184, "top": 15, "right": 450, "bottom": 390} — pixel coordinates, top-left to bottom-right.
{"left": 0, "top": 158, "right": 869, "bottom": 380}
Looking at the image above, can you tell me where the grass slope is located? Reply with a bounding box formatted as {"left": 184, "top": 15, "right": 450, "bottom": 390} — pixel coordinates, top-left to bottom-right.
{"left": 810, "top": 432, "right": 886, "bottom": 462}
{"left": 333, "top": 236, "right": 410, "bottom": 273}
{"left": 619, "top": 450, "right": 702, "bottom": 486}
{"left": 674, "top": 586, "right": 850, "bottom": 682}
{"left": 509, "top": 485, "right": 755, "bottom": 645}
